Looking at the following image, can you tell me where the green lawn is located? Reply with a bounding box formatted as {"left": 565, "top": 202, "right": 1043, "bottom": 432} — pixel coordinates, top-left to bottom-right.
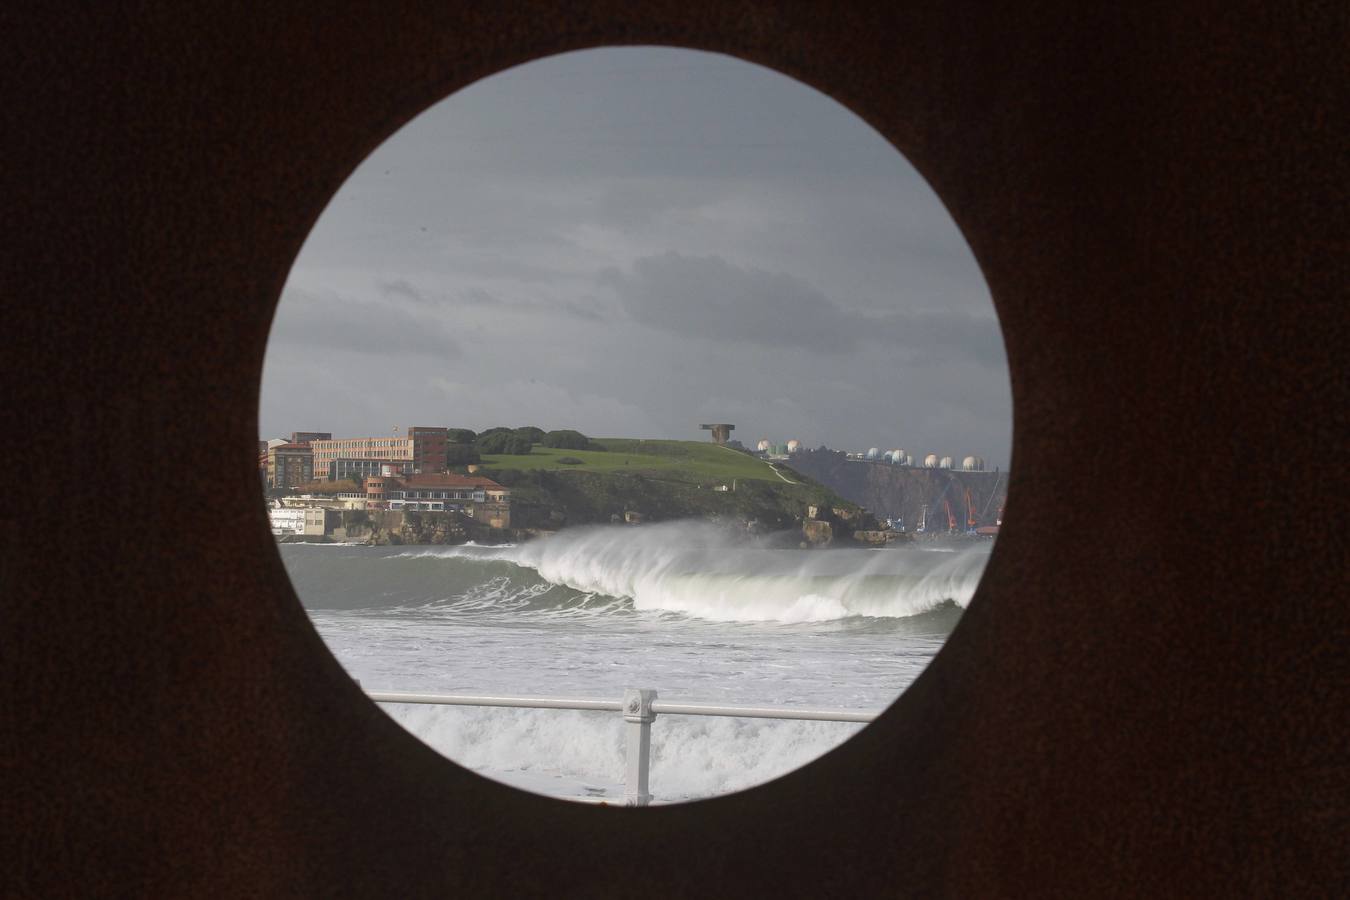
{"left": 477, "top": 439, "right": 793, "bottom": 485}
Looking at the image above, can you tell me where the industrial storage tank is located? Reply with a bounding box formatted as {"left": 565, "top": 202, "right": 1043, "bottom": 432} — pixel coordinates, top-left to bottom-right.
{"left": 866, "top": 447, "right": 880, "bottom": 459}
{"left": 939, "top": 456, "right": 954, "bottom": 469}
{"left": 961, "top": 455, "right": 985, "bottom": 471}
{"left": 886, "top": 448, "right": 902, "bottom": 463}
{"left": 756, "top": 439, "right": 770, "bottom": 452}
{"left": 923, "top": 454, "right": 939, "bottom": 468}
{"left": 786, "top": 439, "right": 800, "bottom": 453}
{"left": 905, "top": 454, "right": 914, "bottom": 466}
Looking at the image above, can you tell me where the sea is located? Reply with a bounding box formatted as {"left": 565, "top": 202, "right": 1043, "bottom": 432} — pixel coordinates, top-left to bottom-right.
{"left": 286, "top": 521, "right": 990, "bottom": 804}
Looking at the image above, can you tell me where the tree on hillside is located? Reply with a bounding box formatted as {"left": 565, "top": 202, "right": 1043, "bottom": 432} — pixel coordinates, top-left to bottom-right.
{"left": 542, "top": 429, "right": 593, "bottom": 450}
{"left": 477, "top": 431, "right": 532, "bottom": 455}
{"left": 446, "top": 444, "right": 481, "bottom": 466}
{"left": 513, "top": 426, "right": 546, "bottom": 443}
{"left": 446, "top": 428, "right": 476, "bottom": 444}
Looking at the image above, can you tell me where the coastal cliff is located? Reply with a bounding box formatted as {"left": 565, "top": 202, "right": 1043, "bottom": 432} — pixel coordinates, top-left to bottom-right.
{"left": 785, "top": 449, "right": 1006, "bottom": 531}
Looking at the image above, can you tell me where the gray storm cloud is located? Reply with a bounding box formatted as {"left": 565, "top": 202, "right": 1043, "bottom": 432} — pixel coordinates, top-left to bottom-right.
{"left": 600, "top": 251, "right": 1006, "bottom": 368}
{"left": 269, "top": 288, "right": 460, "bottom": 359}
{"left": 260, "top": 47, "right": 1011, "bottom": 465}
{"left": 600, "top": 252, "right": 854, "bottom": 354}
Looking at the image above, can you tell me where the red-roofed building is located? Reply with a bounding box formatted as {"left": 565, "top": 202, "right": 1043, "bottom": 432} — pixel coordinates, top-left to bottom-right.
{"left": 365, "top": 472, "right": 511, "bottom": 527}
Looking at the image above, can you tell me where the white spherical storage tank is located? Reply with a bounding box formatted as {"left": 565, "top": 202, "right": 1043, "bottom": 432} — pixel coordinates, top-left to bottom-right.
{"left": 939, "top": 456, "right": 954, "bottom": 469}
{"left": 786, "top": 439, "right": 800, "bottom": 453}
{"left": 756, "top": 439, "right": 770, "bottom": 451}
{"left": 962, "top": 455, "right": 985, "bottom": 471}
{"left": 866, "top": 447, "right": 880, "bottom": 459}
{"left": 923, "top": 454, "right": 939, "bottom": 468}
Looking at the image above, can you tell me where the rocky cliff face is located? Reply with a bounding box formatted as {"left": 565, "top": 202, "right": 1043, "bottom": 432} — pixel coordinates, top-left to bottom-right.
{"left": 785, "top": 449, "right": 1007, "bottom": 532}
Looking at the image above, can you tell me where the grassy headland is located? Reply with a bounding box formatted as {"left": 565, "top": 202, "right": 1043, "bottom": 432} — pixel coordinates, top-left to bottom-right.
{"left": 479, "top": 439, "right": 794, "bottom": 482}
{"left": 476, "top": 439, "right": 858, "bottom": 532}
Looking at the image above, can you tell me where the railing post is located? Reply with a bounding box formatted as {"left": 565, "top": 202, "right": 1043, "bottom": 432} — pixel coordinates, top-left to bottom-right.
{"left": 622, "top": 688, "right": 657, "bottom": 807}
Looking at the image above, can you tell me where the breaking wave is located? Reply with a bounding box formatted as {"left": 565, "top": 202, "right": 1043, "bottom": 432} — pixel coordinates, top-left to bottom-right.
{"left": 288, "top": 522, "right": 989, "bottom": 802}
{"left": 300, "top": 521, "right": 991, "bottom": 623}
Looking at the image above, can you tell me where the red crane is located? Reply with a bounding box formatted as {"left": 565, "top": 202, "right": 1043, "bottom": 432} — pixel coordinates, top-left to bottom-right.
{"left": 965, "top": 488, "right": 978, "bottom": 532}
{"left": 943, "top": 499, "right": 957, "bottom": 532}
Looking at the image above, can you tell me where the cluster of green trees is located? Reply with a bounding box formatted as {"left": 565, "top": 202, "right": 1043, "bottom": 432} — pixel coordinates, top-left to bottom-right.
{"left": 476, "top": 431, "right": 532, "bottom": 455}
{"left": 440, "top": 426, "right": 603, "bottom": 465}
{"left": 446, "top": 444, "right": 481, "bottom": 466}
{"left": 540, "top": 429, "right": 598, "bottom": 450}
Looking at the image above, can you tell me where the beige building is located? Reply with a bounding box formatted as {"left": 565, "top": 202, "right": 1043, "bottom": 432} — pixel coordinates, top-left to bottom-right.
{"left": 276, "top": 493, "right": 369, "bottom": 511}
{"left": 268, "top": 507, "right": 334, "bottom": 536}
{"left": 310, "top": 437, "right": 413, "bottom": 479}
{"left": 310, "top": 428, "right": 451, "bottom": 478}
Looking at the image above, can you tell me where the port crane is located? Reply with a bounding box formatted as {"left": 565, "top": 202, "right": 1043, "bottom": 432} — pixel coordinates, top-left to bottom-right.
{"left": 917, "top": 475, "right": 965, "bottom": 534}
{"left": 943, "top": 498, "right": 957, "bottom": 533}
{"left": 979, "top": 471, "right": 1004, "bottom": 520}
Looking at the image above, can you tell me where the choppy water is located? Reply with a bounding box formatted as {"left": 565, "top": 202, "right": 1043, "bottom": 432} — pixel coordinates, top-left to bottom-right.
{"left": 288, "top": 521, "right": 989, "bottom": 803}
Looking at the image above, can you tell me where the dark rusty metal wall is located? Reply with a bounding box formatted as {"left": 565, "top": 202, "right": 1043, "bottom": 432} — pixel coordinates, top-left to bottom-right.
{"left": 4, "top": 2, "right": 1345, "bottom": 896}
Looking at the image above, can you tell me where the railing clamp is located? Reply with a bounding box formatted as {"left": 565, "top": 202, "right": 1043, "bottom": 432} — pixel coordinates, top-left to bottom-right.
{"left": 623, "top": 688, "right": 657, "bottom": 723}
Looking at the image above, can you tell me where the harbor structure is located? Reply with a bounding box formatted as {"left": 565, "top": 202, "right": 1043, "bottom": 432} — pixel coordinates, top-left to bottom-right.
{"left": 700, "top": 423, "right": 735, "bottom": 445}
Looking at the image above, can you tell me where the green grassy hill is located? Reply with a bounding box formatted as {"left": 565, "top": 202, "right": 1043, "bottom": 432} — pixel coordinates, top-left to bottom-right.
{"left": 475, "top": 439, "right": 858, "bottom": 532}
{"left": 478, "top": 439, "right": 797, "bottom": 484}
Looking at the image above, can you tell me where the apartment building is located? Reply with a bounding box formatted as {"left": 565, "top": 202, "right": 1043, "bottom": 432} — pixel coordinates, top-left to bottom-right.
{"left": 264, "top": 443, "right": 314, "bottom": 489}
{"left": 407, "top": 426, "right": 449, "bottom": 475}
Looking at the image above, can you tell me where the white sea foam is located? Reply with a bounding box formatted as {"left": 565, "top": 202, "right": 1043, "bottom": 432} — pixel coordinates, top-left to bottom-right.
{"left": 289, "top": 525, "right": 980, "bottom": 805}
{"left": 381, "top": 701, "right": 863, "bottom": 804}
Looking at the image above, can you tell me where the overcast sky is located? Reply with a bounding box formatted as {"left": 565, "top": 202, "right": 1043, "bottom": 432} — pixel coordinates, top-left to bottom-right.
{"left": 260, "top": 47, "right": 1010, "bottom": 466}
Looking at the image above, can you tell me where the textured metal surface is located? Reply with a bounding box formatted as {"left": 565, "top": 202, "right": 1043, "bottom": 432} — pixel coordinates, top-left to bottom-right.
{"left": 3, "top": 2, "right": 1345, "bottom": 896}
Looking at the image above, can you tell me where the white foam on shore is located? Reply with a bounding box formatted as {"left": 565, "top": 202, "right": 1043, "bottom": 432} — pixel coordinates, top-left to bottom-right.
{"left": 382, "top": 702, "right": 864, "bottom": 804}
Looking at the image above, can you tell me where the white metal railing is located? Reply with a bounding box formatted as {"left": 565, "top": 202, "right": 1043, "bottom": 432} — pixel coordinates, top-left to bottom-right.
{"left": 364, "top": 687, "right": 879, "bottom": 806}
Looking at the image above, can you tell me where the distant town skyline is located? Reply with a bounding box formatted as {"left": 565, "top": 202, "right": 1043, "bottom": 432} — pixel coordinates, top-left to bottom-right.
{"left": 260, "top": 47, "right": 1011, "bottom": 467}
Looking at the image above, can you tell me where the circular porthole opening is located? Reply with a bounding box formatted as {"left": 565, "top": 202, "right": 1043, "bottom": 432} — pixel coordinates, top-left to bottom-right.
{"left": 259, "top": 47, "right": 1010, "bottom": 805}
